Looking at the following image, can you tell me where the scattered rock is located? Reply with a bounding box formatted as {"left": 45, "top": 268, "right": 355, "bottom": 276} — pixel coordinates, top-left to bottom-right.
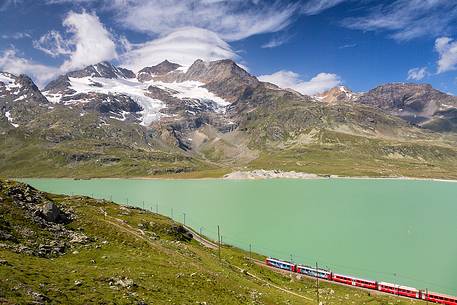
{"left": 167, "top": 225, "right": 192, "bottom": 242}
{"left": 39, "top": 202, "right": 69, "bottom": 224}
{"left": 28, "top": 290, "right": 50, "bottom": 303}
{"left": 74, "top": 280, "right": 83, "bottom": 286}
{"left": 108, "top": 277, "right": 136, "bottom": 289}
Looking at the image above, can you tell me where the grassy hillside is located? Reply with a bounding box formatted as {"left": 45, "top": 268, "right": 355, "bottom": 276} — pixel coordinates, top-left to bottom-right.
{"left": 0, "top": 179, "right": 428, "bottom": 304}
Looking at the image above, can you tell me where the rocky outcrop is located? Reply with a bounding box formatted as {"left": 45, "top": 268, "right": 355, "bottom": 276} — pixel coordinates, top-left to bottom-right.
{"left": 167, "top": 225, "right": 193, "bottom": 242}
{"left": 137, "top": 60, "right": 181, "bottom": 82}
{"left": 0, "top": 180, "right": 90, "bottom": 257}
{"left": 182, "top": 59, "right": 260, "bottom": 102}
{"left": 39, "top": 202, "right": 69, "bottom": 223}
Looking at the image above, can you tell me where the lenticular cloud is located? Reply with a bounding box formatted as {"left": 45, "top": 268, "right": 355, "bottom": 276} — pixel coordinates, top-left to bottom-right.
{"left": 119, "top": 27, "right": 238, "bottom": 71}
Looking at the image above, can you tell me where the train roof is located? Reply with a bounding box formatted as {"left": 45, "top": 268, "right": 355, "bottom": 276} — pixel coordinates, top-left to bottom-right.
{"left": 267, "top": 257, "right": 294, "bottom": 265}
{"left": 378, "top": 282, "right": 419, "bottom": 291}
{"left": 427, "top": 291, "right": 457, "bottom": 300}
{"left": 333, "top": 273, "right": 376, "bottom": 283}
{"left": 297, "top": 264, "right": 331, "bottom": 273}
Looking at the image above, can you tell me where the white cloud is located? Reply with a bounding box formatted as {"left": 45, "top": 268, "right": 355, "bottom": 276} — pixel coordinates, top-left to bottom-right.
{"left": 435, "top": 36, "right": 457, "bottom": 74}
{"left": 33, "top": 30, "right": 72, "bottom": 57}
{"left": 261, "top": 34, "right": 291, "bottom": 49}
{"left": 33, "top": 11, "right": 117, "bottom": 73}
{"left": 407, "top": 67, "right": 428, "bottom": 81}
{"left": 1, "top": 32, "right": 31, "bottom": 40}
{"left": 108, "top": 0, "right": 297, "bottom": 41}
{"left": 258, "top": 70, "right": 341, "bottom": 96}
{"left": 342, "top": 0, "right": 457, "bottom": 41}
{"left": 302, "top": 0, "right": 347, "bottom": 15}
{"left": 60, "top": 11, "right": 117, "bottom": 71}
{"left": 2, "top": 11, "right": 117, "bottom": 87}
{"left": 338, "top": 43, "right": 357, "bottom": 49}
{"left": 120, "top": 27, "right": 237, "bottom": 71}
{"left": 0, "top": 49, "right": 59, "bottom": 87}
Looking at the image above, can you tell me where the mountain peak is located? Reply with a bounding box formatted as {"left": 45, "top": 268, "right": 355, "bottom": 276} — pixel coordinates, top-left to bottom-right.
{"left": 137, "top": 60, "right": 182, "bottom": 82}
{"left": 316, "top": 85, "right": 360, "bottom": 103}
{"left": 65, "top": 62, "right": 135, "bottom": 80}
{"left": 185, "top": 59, "right": 255, "bottom": 84}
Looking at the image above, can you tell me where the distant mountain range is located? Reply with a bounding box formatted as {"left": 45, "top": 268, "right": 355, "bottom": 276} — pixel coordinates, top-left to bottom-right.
{"left": 1, "top": 59, "right": 457, "bottom": 179}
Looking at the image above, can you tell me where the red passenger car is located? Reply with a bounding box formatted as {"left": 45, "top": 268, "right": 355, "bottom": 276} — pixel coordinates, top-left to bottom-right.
{"left": 332, "top": 273, "right": 377, "bottom": 290}
{"left": 378, "top": 282, "right": 420, "bottom": 298}
{"left": 424, "top": 291, "right": 457, "bottom": 305}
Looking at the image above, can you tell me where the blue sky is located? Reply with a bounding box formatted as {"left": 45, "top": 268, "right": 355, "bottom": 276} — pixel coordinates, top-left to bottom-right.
{"left": 1, "top": 0, "right": 457, "bottom": 95}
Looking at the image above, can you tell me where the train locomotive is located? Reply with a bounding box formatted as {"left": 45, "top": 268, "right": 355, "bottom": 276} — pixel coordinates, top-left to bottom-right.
{"left": 265, "top": 257, "right": 457, "bottom": 305}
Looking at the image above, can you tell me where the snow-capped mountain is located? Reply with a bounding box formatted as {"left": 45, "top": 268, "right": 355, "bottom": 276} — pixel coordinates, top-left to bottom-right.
{"left": 42, "top": 61, "right": 231, "bottom": 126}
{"left": 1, "top": 58, "right": 457, "bottom": 178}
{"left": 0, "top": 72, "right": 50, "bottom": 129}
{"left": 315, "top": 86, "right": 361, "bottom": 104}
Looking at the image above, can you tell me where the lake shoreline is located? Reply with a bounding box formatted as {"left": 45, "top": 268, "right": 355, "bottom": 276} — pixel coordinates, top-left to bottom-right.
{"left": 127, "top": 168, "right": 455, "bottom": 183}
{"left": 14, "top": 169, "right": 457, "bottom": 183}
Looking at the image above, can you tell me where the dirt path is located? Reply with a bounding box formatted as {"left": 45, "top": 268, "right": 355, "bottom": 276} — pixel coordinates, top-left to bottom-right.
{"left": 230, "top": 263, "right": 314, "bottom": 301}
{"left": 184, "top": 225, "right": 218, "bottom": 250}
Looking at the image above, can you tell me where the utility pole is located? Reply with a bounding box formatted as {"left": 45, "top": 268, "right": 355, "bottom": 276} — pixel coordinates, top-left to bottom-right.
{"left": 249, "top": 244, "right": 252, "bottom": 262}
{"left": 142, "top": 200, "right": 145, "bottom": 210}
{"left": 183, "top": 213, "right": 186, "bottom": 226}
{"left": 217, "top": 225, "right": 221, "bottom": 261}
{"left": 199, "top": 227, "right": 203, "bottom": 235}
{"left": 316, "top": 262, "right": 320, "bottom": 305}
{"left": 426, "top": 288, "right": 428, "bottom": 305}
{"left": 171, "top": 208, "right": 174, "bottom": 219}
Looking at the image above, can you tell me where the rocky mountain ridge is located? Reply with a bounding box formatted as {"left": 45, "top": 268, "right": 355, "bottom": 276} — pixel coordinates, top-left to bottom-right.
{"left": 1, "top": 59, "right": 457, "bottom": 179}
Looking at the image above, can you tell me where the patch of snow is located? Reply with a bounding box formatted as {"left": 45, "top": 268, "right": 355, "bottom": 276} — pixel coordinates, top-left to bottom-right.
{"left": 67, "top": 76, "right": 165, "bottom": 126}
{"left": 44, "top": 93, "right": 63, "bottom": 104}
{"left": 176, "top": 66, "right": 190, "bottom": 73}
{"left": 0, "top": 73, "right": 15, "bottom": 85}
{"left": 339, "top": 86, "right": 349, "bottom": 94}
{"left": 5, "top": 111, "right": 19, "bottom": 128}
{"left": 14, "top": 94, "right": 27, "bottom": 101}
{"left": 93, "top": 64, "right": 102, "bottom": 76}
{"left": 44, "top": 74, "right": 228, "bottom": 126}
{"left": 109, "top": 110, "right": 130, "bottom": 121}
{"left": 152, "top": 80, "right": 229, "bottom": 108}
{"left": 440, "top": 103, "right": 456, "bottom": 110}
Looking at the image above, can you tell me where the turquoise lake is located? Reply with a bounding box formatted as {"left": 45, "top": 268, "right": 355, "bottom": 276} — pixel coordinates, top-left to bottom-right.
{"left": 21, "top": 178, "right": 457, "bottom": 295}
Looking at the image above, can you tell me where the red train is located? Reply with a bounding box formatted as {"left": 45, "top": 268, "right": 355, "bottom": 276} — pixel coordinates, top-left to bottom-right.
{"left": 265, "top": 257, "right": 457, "bottom": 305}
